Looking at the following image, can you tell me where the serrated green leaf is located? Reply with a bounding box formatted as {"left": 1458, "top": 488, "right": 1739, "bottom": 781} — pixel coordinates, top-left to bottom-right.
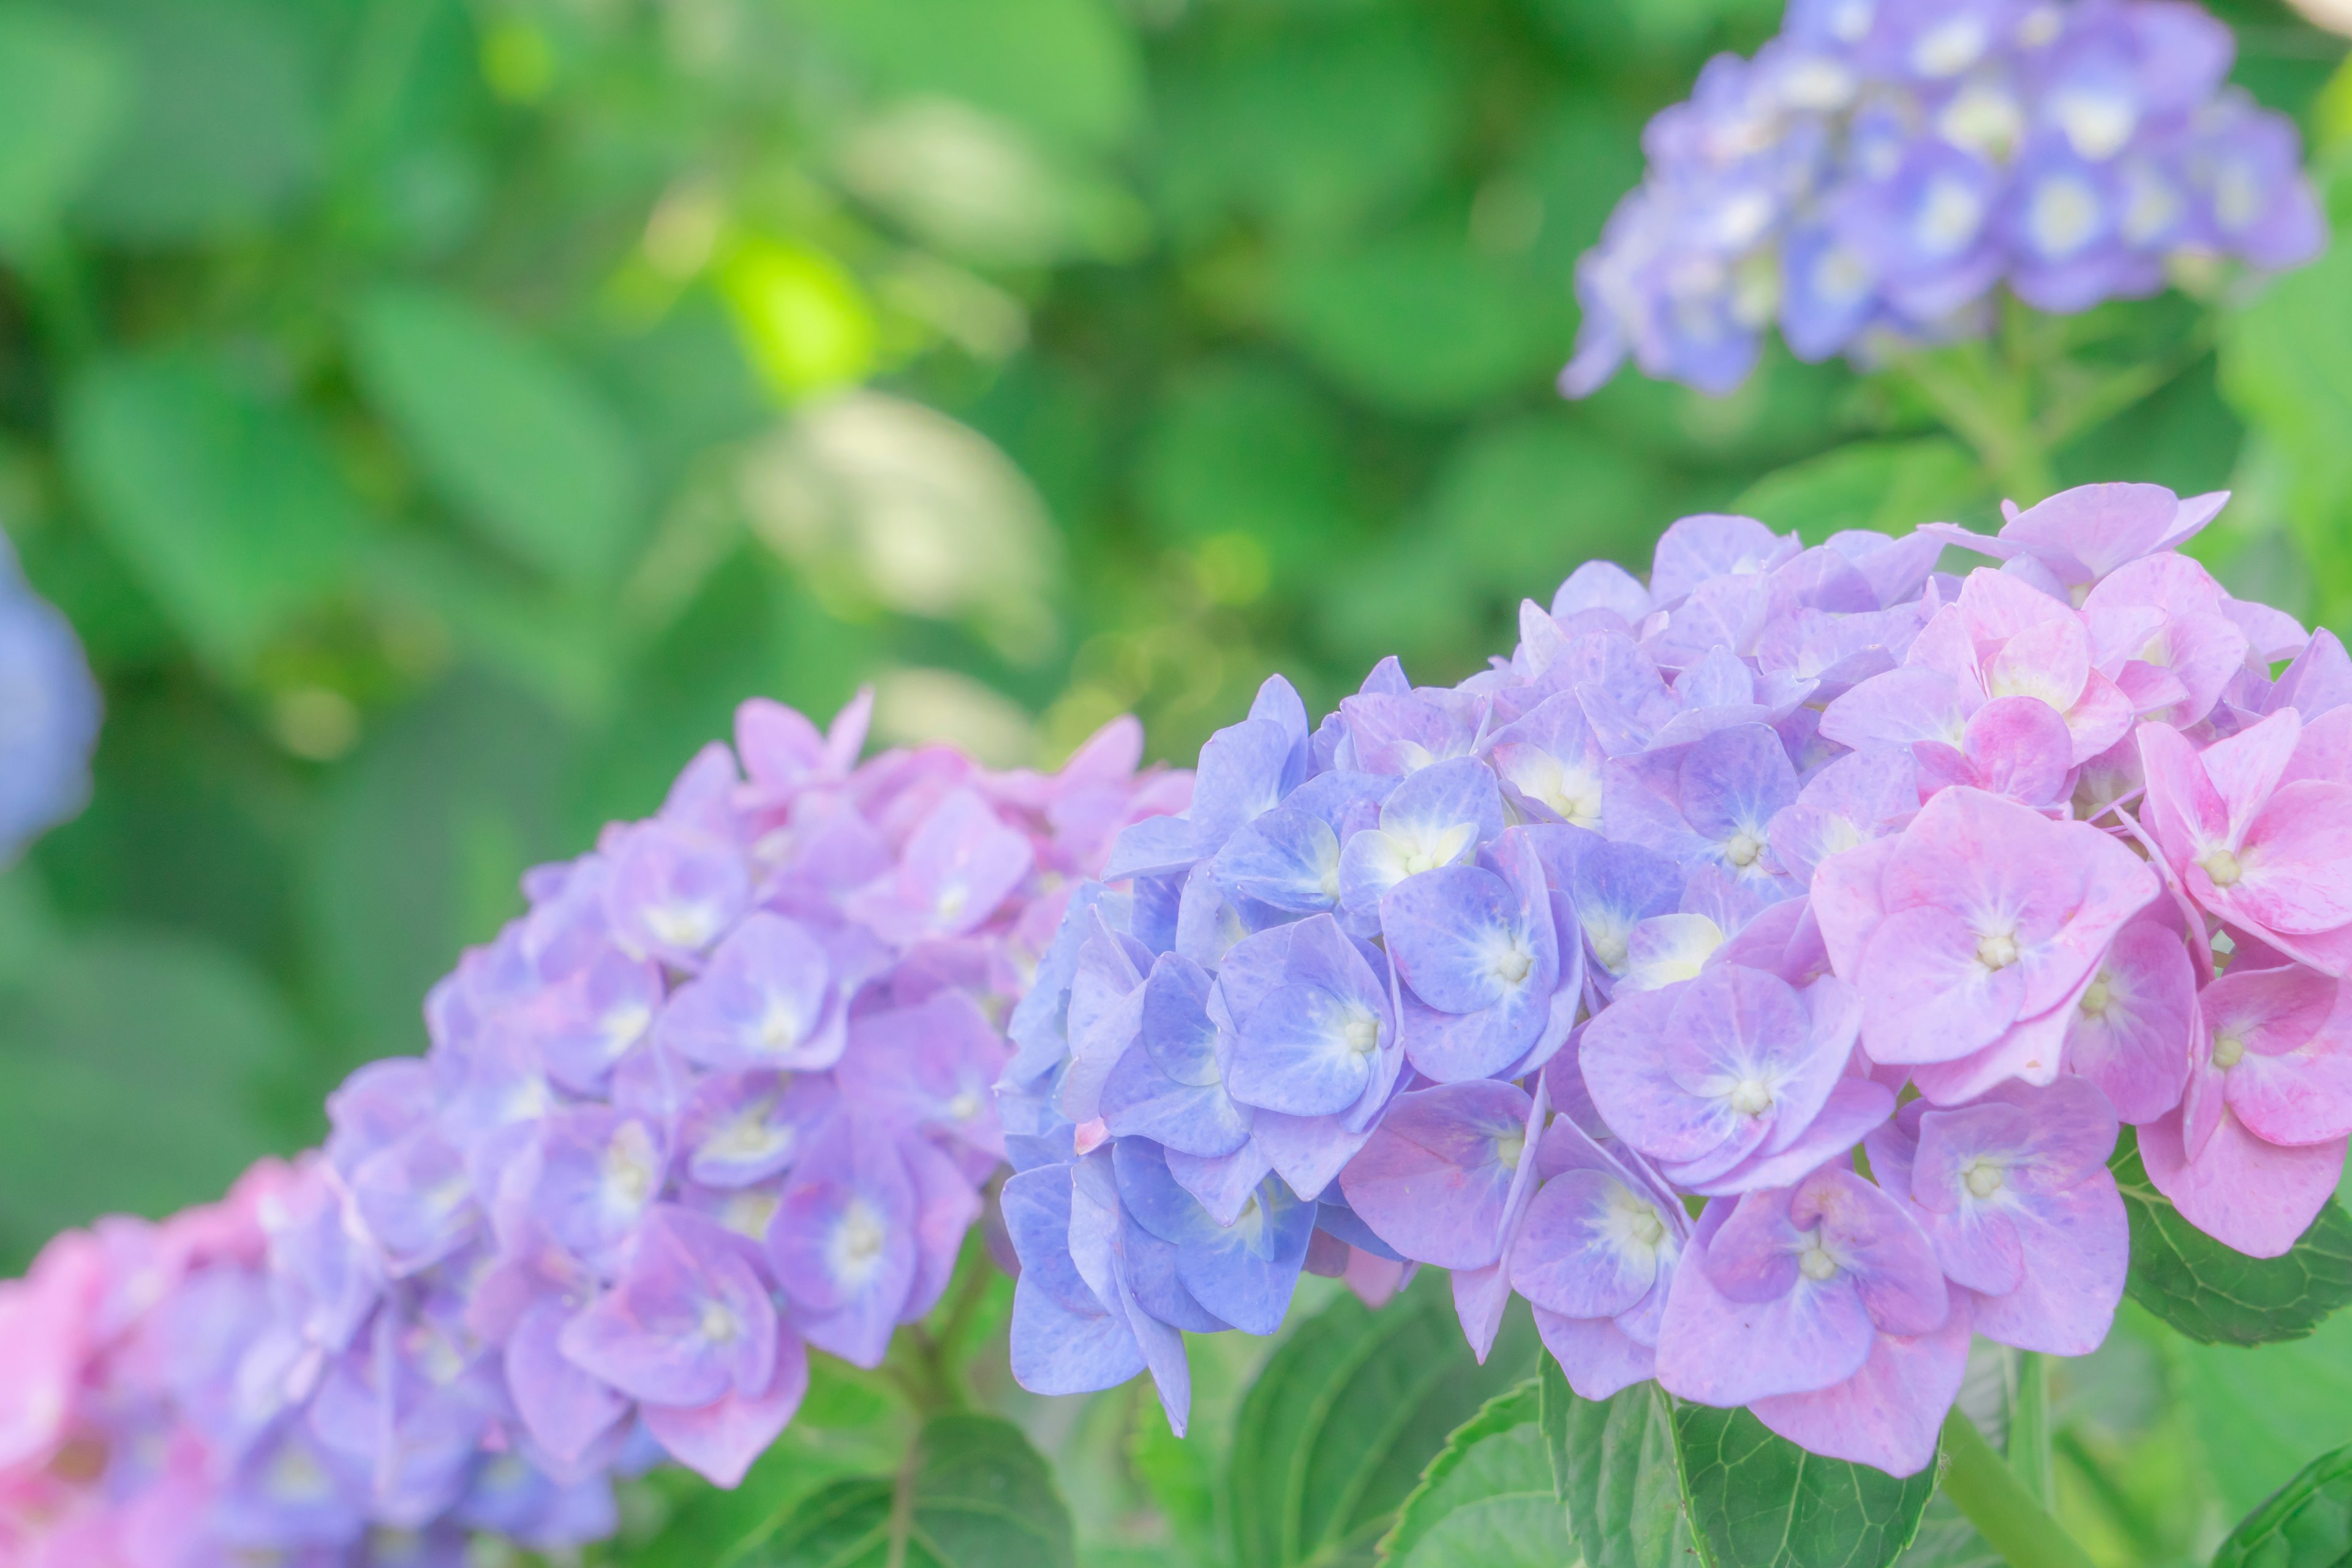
{"left": 2110, "top": 1129, "right": 2352, "bottom": 1347}
{"left": 1891, "top": 1496, "right": 2000, "bottom": 1568}
{"left": 2211, "top": 1441, "right": 2352, "bottom": 1568}
{"left": 0, "top": 7, "right": 127, "bottom": 246}
{"left": 1673, "top": 1403, "right": 1936, "bottom": 1568}
{"left": 1548, "top": 1374, "right": 1700, "bottom": 1568}
{"left": 61, "top": 350, "right": 367, "bottom": 671}
{"left": 1377, "top": 1380, "right": 1566, "bottom": 1568}
{"left": 1227, "top": 1272, "right": 1541, "bottom": 1568}
{"left": 348, "top": 285, "right": 647, "bottom": 585}
{"left": 1732, "top": 437, "right": 1990, "bottom": 545}
{"left": 742, "top": 1413, "right": 1074, "bottom": 1568}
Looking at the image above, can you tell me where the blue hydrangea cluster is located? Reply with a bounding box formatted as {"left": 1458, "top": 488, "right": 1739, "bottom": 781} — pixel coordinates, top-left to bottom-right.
{"left": 999, "top": 484, "right": 2352, "bottom": 1475}
{"left": 1563, "top": 0, "right": 2326, "bottom": 396}
{"left": 0, "top": 535, "right": 99, "bottom": 861}
{"left": 3, "top": 695, "right": 1183, "bottom": 1565}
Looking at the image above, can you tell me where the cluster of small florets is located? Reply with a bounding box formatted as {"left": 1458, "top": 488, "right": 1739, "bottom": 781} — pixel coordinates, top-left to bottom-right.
{"left": 0, "top": 695, "right": 1186, "bottom": 1566}
{"left": 1564, "top": 0, "right": 2325, "bottom": 396}
{"left": 0, "top": 536, "right": 99, "bottom": 864}
{"left": 1000, "top": 481, "right": 2352, "bottom": 1476}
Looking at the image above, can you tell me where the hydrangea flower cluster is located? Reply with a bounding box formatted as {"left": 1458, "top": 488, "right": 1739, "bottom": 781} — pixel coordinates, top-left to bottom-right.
{"left": 0, "top": 694, "right": 1186, "bottom": 1566}
{"left": 1000, "top": 481, "right": 2352, "bottom": 1476}
{"left": 0, "top": 535, "right": 100, "bottom": 862}
{"left": 1562, "top": 0, "right": 2326, "bottom": 395}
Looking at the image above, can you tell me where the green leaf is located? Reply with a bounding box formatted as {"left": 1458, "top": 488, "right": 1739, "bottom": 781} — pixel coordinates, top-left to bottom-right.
{"left": 1153, "top": 9, "right": 1453, "bottom": 244}
{"left": 1378, "top": 1380, "right": 1568, "bottom": 1568}
{"left": 2162, "top": 1302, "right": 2352, "bottom": 1525}
{"left": 1226, "top": 1270, "right": 1540, "bottom": 1568}
{"left": 1732, "top": 437, "right": 1990, "bottom": 545}
{"left": 2211, "top": 1441, "right": 2352, "bottom": 1568}
{"left": 2218, "top": 236, "right": 2352, "bottom": 627}
{"left": 303, "top": 673, "right": 576, "bottom": 1070}
{"left": 72, "top": 0, "right": 321, "bottom": 243}
{"left": 791, "top": 0, "right": 1142, "bottom": 153}
{"left": 1547, "top": 1371, "right": 1699, "bottom": 1568}
{"left": 0, "top": 923, "right": 301, "bottom": 1268}
{"left": 1139, "top": 359, "right": 1360, "bottom": 579}
{"left": 61, "top": 350, "right": 366, "bottom": 671}
{"left": 0, "top": 6, "right": 127, "bottom": 246}
{"left": 624, "top": 1360, "right": 909, "bottom": 1568}
{"left": 1891, "top": 1496, "right": 2000, "bottom": 1568}
{"left": 2109, "top": 1129, "right": 2352, "bottom": 1347}
{"left": 1672, "top": 1403, "right": 1937, "bottom": 1568}
{"left": 744, "top": 1412, "right": 1075, "bottom": 1568}
{"left": 348, "top": 285, "right": 647, "bottom": 584}
{"left": 1424, "top": 416, "right": 1665, "bottom": 597}
{"left": 1272, "top": 224, "right": 1573, "bottom": 418}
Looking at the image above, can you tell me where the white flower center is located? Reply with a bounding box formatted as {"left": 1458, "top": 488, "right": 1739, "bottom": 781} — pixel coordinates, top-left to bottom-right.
{"left": 1964, "top": 1161, "right": 2005, "bottom": 1199}
{"left": 1797, "top": 1234, "right": 1841, "bottom": 1282}
{"left": 827, "top": 1198, "right": 889, "bottom": 1287}
{"left": 698, "top": 1298, "right": 742, "bottom": 1345}
{"left": 1724, "top": 831, "right": 1764, "bottom": 869}
{"left": 1976, "top": 930, "right": 2020, "bottom": 970}
{"left": 1342, "top": 1006, "right": 1381, "bottom": 1056}
{"left": 1728, "top": 1078, "right": 1774, "bottom": 1117}
{"left": 646, "top": 901, "right": 722, "bottom": 950}
{"left": 2212, "top": 1031, "right": 2246, "bottom": 1069}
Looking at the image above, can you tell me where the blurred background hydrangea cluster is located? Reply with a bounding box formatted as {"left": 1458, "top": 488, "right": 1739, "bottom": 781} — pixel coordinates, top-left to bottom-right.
{"left": 0, "top": 0, "right": 2349, "bottom": 1557}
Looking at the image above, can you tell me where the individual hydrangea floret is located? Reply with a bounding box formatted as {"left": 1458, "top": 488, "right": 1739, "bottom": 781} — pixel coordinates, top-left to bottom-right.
{"left": 1004, "top": 475, "right": 2352, "bottom": 1477}
{"left": 1562, "top": 0, "right": 2326, "bottom": 396}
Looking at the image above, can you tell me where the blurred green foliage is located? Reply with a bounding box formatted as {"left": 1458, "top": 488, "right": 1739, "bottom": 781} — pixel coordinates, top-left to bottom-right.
{"left": 0, "top": 2, "right": 2349, "bottom": 1558}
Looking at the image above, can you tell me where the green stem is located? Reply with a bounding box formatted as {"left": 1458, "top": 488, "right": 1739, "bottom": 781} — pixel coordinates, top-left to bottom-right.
{"left": 2009, "top": 1350, "right": 2055, "bottom": 1509}
{"left": 1891, "top": 347, "right": 2057, "bottom": 507}
{"left": 1939, "top": 1408, "right": 2097, "bottom": 1568}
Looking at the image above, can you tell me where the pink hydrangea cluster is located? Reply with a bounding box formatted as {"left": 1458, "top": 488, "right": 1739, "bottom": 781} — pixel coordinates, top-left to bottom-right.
{"left": 0, "top": 693, "right": 1187, "bottom": 1567}
{"left": 1002, "top": 481, "right": 2352, "bottom": 1476}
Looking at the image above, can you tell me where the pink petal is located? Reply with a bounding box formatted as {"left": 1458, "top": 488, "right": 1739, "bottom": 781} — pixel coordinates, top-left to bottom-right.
{"left": 1751, "top": 1283, "right": 1971, "bottom": 1479}
{"left": 2231, "top": 782, "right": 2352, "bottom": 935}
{"left": 1656, "top": 1207, "right": 1875, "bottom": 1407}
{"left": 1858, "top": 905, "right": 2022, "bottom": 1065}
{"left": 641, "top": 1330, "right": 811, "bottom": 1487}
{"left": 2140, "top": 1107, "right": 2347, "bottom": 1259}
{"left": 1534, "top": 1308, "right": 1657, "bottom": 1401}
{"left": 2064, "top": 920, "right": 2195, "bottom": 1125}
{"left": 1967, "top": 1188, "right": 2127, "bottom": 1355}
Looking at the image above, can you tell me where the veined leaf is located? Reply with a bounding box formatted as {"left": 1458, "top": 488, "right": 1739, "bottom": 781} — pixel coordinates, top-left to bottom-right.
{"left": 743, "top": 1412, "right": 1073, "bottom": 1568}
{"left": 2110, "top": 1131, "right": 2352, "bottom": 1347}
{"left": 1544, "top": 1363, "right": 1698, "bottom": 1568}
{"left": 1378, "top": 1380, "right": 1566, "bottom": 1568}
{"left": 1673, "top": 1403, "right": 1936, "bottom": 1568}
{"left": 2211, "top": 1441, "right": 2352, "bottom": 1568}
{"left": 1227, "top": 1272, "right": 1540, "bottom": 1568}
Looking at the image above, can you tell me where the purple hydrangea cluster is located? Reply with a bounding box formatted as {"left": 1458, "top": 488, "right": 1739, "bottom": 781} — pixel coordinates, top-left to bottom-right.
{"left": 0, "top": 695, "right": 1186, "bottom": 1566}
{"left": 0, "top": 535, "right": 100, "bottom": 862}
{"left": 1563, "top": 0, "right": 2326, "bottom": 396}
{"left": 1000, "top": 481, "right": 2352, "bottom": 1476}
